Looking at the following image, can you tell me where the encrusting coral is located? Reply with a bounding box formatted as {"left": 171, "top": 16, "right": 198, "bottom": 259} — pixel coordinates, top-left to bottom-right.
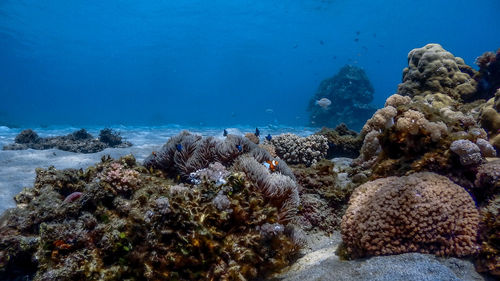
{"left": 270, "top": 133, "right": 328, "bottom": 166}
{"left": 290, "top": 159, "right": 355, "bottom": 233}
{"left": 340, "top": 172, "right": 480, "bottom": 259}
{"left": 0, "top": 130, "right": 304, "bottom": 280}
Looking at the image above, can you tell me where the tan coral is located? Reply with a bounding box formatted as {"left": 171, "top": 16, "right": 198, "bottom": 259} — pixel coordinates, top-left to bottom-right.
{"left": 341, "top": 172, "right": 480, "bottom": 258}
{"left": 270, "top": 133, "right": 328, "bottom": 166}
{"left": 385, "top": 94, "right": 411, "bottom": 108}
{"left": 398, "top": 43, "right": 477, "bottom": 101}
{"left": 395, "top": 109, "right": 447, "bottom": 141}
{"left": 480, "top": 89, "right": 500, "bottom": 150}
{"left": 360, "top": 106, "right": 397, "bottom": 136}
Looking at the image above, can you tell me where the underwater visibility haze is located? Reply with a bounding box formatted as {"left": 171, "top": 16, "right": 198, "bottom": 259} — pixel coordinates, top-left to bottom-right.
{"left": 1, "top": 1, "right": 500, "bottom": 281}
{"left": 0, "top": 0, "right": 499, "bottom": 127}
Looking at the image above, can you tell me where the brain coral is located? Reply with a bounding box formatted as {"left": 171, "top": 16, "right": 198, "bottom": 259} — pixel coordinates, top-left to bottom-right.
{"left": 398, "top": 43, "right": 477, "bottom": 101}
{"left": 270, "top": 133, "right": 328, "bottom": 166}
{"left": 341, "top": 172, "right": 480, "bottom": 258}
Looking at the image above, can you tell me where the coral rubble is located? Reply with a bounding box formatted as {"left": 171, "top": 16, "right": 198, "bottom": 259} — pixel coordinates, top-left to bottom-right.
{"left": 308, "top": 65, "right": 377, "bottom": 131}
{"left": 3, "top": 128, "right": 131, "bottom": 153}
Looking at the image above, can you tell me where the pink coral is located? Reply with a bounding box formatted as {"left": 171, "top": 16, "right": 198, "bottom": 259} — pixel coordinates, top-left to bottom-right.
{"left": 341, "top": 172, "right": 480, "bottom": 258}
{"left": 100, "top": 162, "right": 141, "bottom": 193}
{"left": 450, "top": 139, "right": 483, "bottom": 166}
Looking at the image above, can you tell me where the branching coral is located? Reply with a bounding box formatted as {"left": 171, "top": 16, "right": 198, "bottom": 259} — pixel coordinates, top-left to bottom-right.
{"left": 270, "top": 133, "right": 328, "bottom": 166}
{"left": 341, "top": 172, "right": 480, "bottom": 258}
{"left": 99, "top": 162, "right": 141, "bottom": 194}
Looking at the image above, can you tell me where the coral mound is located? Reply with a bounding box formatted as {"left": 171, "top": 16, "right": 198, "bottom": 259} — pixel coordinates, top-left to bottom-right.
{"left": 0, "top": 153, "right": 301, "bottom": 281}
{"left": 398, "top": 43, "right": 477, "bottom": 101}
{"left": 341, "top": 172, "right": 480, "bottom": 258}
{"left": 308, "top": 65, "right": 376, "bottom": 131}
{"left": 3, "top": 128, "right": 131, "bottom": 153}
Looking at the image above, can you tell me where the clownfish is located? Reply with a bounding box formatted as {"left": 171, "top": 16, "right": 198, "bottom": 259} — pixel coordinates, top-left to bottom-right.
{"left": 263, "top": 160, "right": 278, "bottom": 172}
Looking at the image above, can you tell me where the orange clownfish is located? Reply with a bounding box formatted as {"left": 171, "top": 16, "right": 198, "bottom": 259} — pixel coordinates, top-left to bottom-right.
{"left": 263, "top": 160, "right": 278, "bottom": 172}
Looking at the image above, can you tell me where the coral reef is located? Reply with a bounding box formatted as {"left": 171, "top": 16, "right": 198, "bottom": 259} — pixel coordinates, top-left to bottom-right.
{"left": 3, "top": 128, "right": 131, "bottom": 153}
{"left": 354, "top": 90, "right": 489, "bottom": 185}
{"left": 397, "top": 43, "right": 478, "bottom": 102}
{"left": 479, "top": 89, "right": 500, "bottom": 150}
{"left": 475, "top": 48, "right": 500, "bottom": 99}
{"left": 475, "top": 195, "right": 500, "bottom": 277}
{"left": 0, "top": 152, "right": 301, "bottom": 280}
{"left": 290, "top": 159, "right": 355, "bottom": 233}
{"left": 341, "top": 172, "right": 480, "bottom": 258}
{"left": 474, "top": 160, "right": 500, "bottom": 277}
{"left": 314, "top": 124, "right": 363, "bottom": 158}
{"left": 308, "top": 65, "right": 377, "bottom": 131}
{"left": 270, "top": 133, "right": 328, "bottom": 166}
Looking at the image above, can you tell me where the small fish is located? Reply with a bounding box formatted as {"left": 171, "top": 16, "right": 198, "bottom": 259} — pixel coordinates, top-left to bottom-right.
{"left": 64, "top": 192, "right": 83, "bottom": 203}
{"left": 320, "top": 40, "right": 324, "bottom": 45}
{"left": 266, "top": 134, "right": 272, "bottom": 141}
{"left": 356, "top": 31, "right": 360, "bottom": 35}
{"left": 236, "top": 144, "right": 242, "bottom": 152}
{"left": 263, "top": 160, "right": 279, "bottom": 172}
{"left": 354, "top": 38, "right": 359, "bottom": 42}
{"left": 315, "top": 98, "right": 332, "bottom": 109}
{"left": 255, "top": 128, "right": 260, "bottom": 137}
{"left": 176, "top": 144, "right": 183, "bottom": 152}
{"left": 223, "top": 129, "right": 228, "bottom": 137}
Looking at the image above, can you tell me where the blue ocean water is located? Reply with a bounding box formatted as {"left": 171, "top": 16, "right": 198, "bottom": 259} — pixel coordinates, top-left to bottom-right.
{"left": 0, "top": 0, "right": 499, "bottom": 127}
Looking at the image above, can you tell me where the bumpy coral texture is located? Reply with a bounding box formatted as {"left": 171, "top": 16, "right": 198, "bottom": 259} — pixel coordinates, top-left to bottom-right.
{"left": 476, "top": 195, "right": 500, "bottom": 277}
{"left": 341, "top": 172, "right": 480, "bottom": 258}
{"left": 270, "top": 133, "right": 328, "bottom": 166}
{"left": 480, "top": 89, "right": 500, "bottom": 150}
{"left": 449, "top": 139, "right": 483, "bottom": 166}
{"left": 0, "top": 154, "right": 300, "bottom": 281}
{"left": 398, "top": 43, "right": 477, "bottom": 101}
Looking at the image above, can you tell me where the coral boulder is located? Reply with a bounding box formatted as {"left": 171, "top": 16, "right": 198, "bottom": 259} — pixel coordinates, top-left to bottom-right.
{"left": 341, "top": 172, "right": 479, "bottom": 258}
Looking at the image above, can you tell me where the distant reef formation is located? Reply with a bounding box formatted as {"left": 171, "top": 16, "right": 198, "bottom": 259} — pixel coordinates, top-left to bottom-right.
{"left": 2, "top": 128, "right": 131, "bottom": 153}
{"left": 308, "top": 65, "right": 377, "bottom": 131}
